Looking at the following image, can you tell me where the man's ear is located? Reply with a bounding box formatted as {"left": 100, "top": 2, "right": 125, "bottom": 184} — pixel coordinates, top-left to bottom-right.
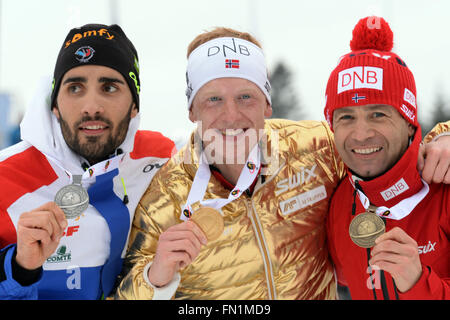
{"left": 51, "top": 105, "right": 60, "bottom": 119}
{"left": 130, "top": 102, "right": 138, "bottom": 119}
{"left": 264, "top": 101, "right": 272, "bottom": 118}
{"left": 408, "top": 123, "right": 416, "bottom": 138}
{"left": 189, "top": 106, "right": 196, "bottom": 123}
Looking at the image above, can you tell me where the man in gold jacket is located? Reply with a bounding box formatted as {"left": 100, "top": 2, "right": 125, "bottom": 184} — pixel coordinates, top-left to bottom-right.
{"left": 114, "top": 27, "right": 450, "bottom": 300}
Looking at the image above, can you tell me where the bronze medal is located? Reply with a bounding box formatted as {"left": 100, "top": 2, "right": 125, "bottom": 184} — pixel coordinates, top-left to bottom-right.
{"left": 349, "top": 205, "right": 385, "bottom": 248}
{"left": 191, "top": 207, "right": 224, "bottom": 241}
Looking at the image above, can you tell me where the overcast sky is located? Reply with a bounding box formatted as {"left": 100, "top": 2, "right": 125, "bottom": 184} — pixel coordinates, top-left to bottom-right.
{"left": 1, "top": 0, "right": 449, "bottom": 145}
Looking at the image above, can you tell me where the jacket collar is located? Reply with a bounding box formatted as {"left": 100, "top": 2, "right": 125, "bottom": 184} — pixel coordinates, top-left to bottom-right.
{"left": 348, "top": 125, "right": 423, "bottom": 208}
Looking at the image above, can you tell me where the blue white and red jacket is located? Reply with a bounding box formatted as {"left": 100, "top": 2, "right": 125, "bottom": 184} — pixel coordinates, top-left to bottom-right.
{"left": 0, "top": 78, "right": 175, "bottom": 299}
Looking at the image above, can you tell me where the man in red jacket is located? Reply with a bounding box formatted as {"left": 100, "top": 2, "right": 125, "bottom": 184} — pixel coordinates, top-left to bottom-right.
{"left": 325, "top": 16, "right": 449, "bottom": 299}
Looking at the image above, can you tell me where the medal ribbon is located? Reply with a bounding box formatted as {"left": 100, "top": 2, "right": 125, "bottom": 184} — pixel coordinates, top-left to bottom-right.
{"left": 355, "top": 179, "right": 429, "bottom": 220}
{"left": 45, "top": 153, "right": 126, "bottom": 187}
{"left": 180, "top": 144, "right": 261, "bottom": 221}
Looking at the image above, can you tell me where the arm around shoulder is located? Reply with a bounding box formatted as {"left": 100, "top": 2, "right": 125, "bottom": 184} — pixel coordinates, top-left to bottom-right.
{"left": 422, "top": 120, "right": 450, "bottom": 143}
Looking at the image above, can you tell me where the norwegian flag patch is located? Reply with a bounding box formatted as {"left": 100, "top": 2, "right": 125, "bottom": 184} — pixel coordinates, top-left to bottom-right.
{"left": 225, "top": 59, "right": 239, "bottom": 69}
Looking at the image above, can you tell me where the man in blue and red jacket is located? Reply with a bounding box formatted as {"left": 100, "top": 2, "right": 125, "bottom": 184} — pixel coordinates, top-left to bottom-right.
{"left": 325, "top": 16, "right": 449, "bottom": 299}
{"left": 0, "top": 24, "right": 175, "bottom": 299}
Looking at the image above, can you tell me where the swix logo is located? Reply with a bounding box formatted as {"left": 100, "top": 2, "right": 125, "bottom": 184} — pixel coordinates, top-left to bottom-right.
{"left": 63, "top": 225, "right": 80, "bottom": 237}
{"left": 380, "top": 178, "right": 409, "bottom": 201}
{"left": 338, "top": 66, "right": 383, "bottom": 94}
{"left": 400, "top": 104, "right": 416, "bottom": 122}
{"left": 418, "top": 241, "right": 437, "bottom": 255}
{"left": 275, "top": 164, "right": 317, "bottom": 196}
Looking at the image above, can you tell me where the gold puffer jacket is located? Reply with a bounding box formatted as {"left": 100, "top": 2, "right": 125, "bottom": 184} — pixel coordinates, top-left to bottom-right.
{"left": 115, "top": 119, "right": 346, "bottom": 299}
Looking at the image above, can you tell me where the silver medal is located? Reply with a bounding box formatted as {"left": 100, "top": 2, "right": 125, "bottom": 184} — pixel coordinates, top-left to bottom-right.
{"left": 55, "top": 175, "right": 89, "bottom": 219}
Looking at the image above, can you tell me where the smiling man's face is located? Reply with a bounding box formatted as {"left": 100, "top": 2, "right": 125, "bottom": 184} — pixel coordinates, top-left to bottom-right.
{"left": 53, "top": 65, "right": 137, "bottom": 165}
{"left": 189, "top": 77, "right": 272, "bottom": 165}
{"left": 333, "top": 104, "right": 415, "bottom": 178}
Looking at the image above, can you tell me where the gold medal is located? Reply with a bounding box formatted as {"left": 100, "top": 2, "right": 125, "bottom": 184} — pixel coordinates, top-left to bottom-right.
{"left": 190, "top": 207, "right": 224, "bottom": 241}
{"left": 349, "top": 205, "right": 385, "bottom": 248}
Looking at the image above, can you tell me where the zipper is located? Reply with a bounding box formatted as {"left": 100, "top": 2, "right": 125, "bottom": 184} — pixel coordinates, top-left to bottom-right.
{"left": 241, "top": 160, "right": 283, "bottom": 299}
{"left": 245, "top": 198, "right": 277, "bottom": 300}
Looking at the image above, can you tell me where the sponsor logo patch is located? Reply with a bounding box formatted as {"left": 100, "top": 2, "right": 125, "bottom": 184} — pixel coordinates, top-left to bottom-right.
{"left": 403, "top": 88, "right": 416, "bottom": 109}
{"left": 275, "top": 164, "right": 317, "bottom": 196}
{"left": 400, "top": 104, "right": 416, "bottom": 122}
{"left": 75, "top": 46, "right": 95, "bottom": 63}
{"left": 47, "top": 245, "right": 72, "bottom": 264}
{"left": 279, "top": 185, "right": 327, "bottom": 216}
{"left": 380, "top": 178, "right": 409, "bottom": 201}
{"left": 338, "top": 66, "right": 383, "bottom": 94}
{"left": 418, "top": 240, "right": 437, "bottom": 255}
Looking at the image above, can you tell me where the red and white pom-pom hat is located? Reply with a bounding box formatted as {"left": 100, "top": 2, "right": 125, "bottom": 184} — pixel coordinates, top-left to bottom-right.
{"left": 324, "top": 16, "right": 418, "bottom": 130}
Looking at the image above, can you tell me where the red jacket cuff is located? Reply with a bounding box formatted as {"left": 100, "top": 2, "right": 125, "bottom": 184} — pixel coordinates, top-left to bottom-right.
{"left": 398, "top": 266, "right": 447, "bottom": 300}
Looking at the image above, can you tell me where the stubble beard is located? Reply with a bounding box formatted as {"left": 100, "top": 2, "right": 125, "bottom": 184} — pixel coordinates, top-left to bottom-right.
{"left": 57, "top": 103, "right": 133, "bottom": 165}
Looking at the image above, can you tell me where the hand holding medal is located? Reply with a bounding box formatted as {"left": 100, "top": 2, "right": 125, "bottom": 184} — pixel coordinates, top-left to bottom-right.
{"left": 147, "top": 218, "right": 208, "bottom": 288}
{"left": 368, "top": 227, "right": 423, "bottom": 292}
{"left": 15, "top": 202, "right": 68, "bottom": 270}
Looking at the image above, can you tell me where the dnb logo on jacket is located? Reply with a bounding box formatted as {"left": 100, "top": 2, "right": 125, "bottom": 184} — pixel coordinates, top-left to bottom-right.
{"left": 75, "top": 46, "right": 95, "bottom": 63}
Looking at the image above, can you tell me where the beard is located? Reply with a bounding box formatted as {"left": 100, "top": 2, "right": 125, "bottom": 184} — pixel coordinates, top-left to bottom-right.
{"left": 57, "top": 103, "right": 134, "bottom": 165}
